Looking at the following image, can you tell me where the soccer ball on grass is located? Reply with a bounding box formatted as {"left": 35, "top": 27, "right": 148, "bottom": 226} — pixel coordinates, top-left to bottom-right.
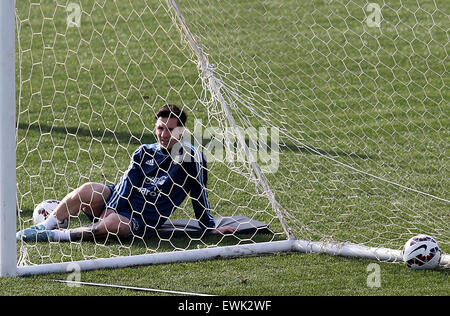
{"left": 402, "top": 234, "right": 441, "bottom": 270}
{"left": 32, "top": 199, "right": 68, "bottom": 229}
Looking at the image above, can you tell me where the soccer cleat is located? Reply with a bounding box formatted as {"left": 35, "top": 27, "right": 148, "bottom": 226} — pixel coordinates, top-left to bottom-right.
{"left": 29, "top": 224, "right": 46, "bottom": 231}
{"left": 16, "top": 226, "right": 57, "bottom": 242}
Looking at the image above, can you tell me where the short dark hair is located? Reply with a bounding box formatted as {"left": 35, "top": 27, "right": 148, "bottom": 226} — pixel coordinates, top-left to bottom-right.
{"left": 155, "top": 104, "right": 187, "bottom": 127}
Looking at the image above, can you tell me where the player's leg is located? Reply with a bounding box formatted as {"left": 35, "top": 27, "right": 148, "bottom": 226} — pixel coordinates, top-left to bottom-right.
{"left": 18, "top": 208, "right": 132, "bottom": 242}
{"left": 16, "top": 182, "right": 113, "bottom": 241}
{"left": 55, "top": 182, "right": 112, "bottom": 220}
{"left": 41, "top": 182, "right": 112, "bottom": 230}
{"left": 68, "top": 209, "right": 132, "bottom": 241}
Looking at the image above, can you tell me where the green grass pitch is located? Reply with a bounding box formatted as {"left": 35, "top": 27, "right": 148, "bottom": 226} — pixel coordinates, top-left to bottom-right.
{"left": 4, "top": 0, "right": 449, "bottom": 296}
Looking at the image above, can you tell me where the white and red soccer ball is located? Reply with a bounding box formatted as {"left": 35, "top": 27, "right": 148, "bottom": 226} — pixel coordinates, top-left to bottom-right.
{"left": 402, "top": 234, "right": 441, "bottom": 270}
{"left": 32, "top": 199, "right": 68, "bottom": 229}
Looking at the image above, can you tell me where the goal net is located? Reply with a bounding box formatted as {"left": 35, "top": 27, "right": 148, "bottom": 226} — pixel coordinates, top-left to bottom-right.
{"left": 12, "top": 0, "right": 448, "bottom": 274}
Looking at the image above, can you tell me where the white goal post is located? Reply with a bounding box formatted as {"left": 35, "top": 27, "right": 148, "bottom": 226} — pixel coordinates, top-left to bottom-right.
{"left": 0, "top": 0, "right": 16, "bottom": 277}
{"left": 3, "top": 0, "right": 449, "bottom": 277}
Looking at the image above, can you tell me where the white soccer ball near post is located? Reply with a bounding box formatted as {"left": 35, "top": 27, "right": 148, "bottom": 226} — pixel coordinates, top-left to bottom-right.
{"left": 32, "top": 200, "right": 68, "bottom": 229}
{"left": 402, "top": 234, "right": 441, "bottom": 270}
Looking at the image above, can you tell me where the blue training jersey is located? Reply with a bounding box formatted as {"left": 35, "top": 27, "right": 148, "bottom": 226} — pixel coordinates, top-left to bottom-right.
{"left": 106, "top": 142, "right": 216, "bottom": 230}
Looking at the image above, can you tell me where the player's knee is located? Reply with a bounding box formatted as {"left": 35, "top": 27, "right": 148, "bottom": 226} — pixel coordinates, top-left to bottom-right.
{"left": 76, "top": 182, "right": 99, "bottom": 203}
{"left": 74, "top": 182, "right": 91, "bottom": 196}
{"left": 101, "top": 213, "right": 131, "bottom": 236}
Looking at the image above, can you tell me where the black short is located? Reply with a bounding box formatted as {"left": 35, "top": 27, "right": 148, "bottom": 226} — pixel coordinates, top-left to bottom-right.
{"left": 84, "top": 184, "right": 147, "bottom": 237}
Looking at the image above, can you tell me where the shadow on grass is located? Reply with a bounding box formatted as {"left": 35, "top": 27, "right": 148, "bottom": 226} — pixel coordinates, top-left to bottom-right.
{"left": 19, "top": 122, "right": 374, "bottom": 160}
{"left": 18, "top": 122, "right": 157, "bottom": 146}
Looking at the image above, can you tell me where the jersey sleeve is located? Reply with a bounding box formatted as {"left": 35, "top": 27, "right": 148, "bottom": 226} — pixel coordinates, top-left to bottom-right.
{"left": 188, "top": 150, "right": 216, "bottom": 231}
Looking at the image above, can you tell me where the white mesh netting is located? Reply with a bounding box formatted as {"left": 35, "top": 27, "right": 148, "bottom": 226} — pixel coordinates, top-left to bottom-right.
{"left": 16, "top": 0, "right": 448, "bottom": 266}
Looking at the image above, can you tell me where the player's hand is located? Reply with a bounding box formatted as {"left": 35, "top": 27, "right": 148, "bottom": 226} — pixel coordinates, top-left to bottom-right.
{"left": 210, "top": 225, "right": 236, "bottom": 234}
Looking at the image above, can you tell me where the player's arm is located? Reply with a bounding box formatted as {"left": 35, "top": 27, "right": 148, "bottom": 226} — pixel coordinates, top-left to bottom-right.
{"left": 189, "top": 150, "right": 236, "bottom": 235}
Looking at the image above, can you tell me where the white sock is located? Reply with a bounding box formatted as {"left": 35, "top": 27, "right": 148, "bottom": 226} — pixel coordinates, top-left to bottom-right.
{"left": 51, "top": 229, "right": 71, "bottom": 242}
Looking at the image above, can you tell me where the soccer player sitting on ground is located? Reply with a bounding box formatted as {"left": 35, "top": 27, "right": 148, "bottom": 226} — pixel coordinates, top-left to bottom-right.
{"left": 17, "top": 104, "right": 236, "bottom": 242}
